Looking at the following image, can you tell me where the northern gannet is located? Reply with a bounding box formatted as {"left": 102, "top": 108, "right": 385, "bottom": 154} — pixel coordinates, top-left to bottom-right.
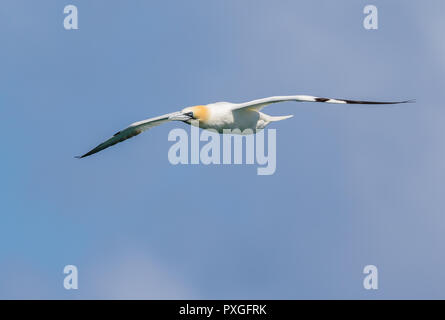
{"left": 77, "top": 95, "right": 412, "bottom": 158}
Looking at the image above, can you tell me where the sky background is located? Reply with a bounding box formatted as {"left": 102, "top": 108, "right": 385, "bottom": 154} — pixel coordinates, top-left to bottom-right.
{"left": 1, "top": 0, "right": 444, "bottom": 299}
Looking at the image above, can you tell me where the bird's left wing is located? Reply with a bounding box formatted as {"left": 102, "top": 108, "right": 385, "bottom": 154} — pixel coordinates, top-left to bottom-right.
{"left": 77, "top": 111, "right": 180, "bottom": 158}
{"left": 230, "top": 95, "right": 413, "bottom": 111}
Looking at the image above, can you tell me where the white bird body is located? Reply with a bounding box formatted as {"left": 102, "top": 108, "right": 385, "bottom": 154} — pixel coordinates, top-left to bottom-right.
{"left": 77, "top": 95, "right": 412, "bottom": 158}
{"left": 184, "top": 102, "right": 281, "bottom": 133}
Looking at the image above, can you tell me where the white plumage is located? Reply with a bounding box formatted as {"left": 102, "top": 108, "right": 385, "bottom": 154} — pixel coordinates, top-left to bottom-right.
{"left": 77, "top": 94, "right": 412, "bottom": 158}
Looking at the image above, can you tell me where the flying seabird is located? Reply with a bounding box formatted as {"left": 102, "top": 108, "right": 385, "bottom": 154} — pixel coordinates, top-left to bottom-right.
{"left": 77, "top": 95, "right": 412, "bottom": 158}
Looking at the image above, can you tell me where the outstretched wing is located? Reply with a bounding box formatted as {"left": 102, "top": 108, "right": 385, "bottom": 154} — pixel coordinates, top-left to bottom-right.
{"left": 231, "top": 95, "right": 414, "bottom": 111}
{"left": 77, "top": 112, "right": 179, "bottom": 158}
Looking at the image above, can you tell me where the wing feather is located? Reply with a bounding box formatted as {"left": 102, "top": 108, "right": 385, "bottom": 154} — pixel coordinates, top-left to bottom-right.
{"left": 231, "top": 95, "right": 414, "bottom": 111}
{"left": 77, "top": 112, "right": 178, "bottom": 158}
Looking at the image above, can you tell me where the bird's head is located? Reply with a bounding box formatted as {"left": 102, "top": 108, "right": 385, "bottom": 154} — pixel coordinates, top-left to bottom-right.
{"left": 169, "top": 105, "right": 209, "bottom": 122}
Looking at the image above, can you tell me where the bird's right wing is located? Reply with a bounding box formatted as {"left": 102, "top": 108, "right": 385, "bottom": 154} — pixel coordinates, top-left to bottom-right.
{"left": 77, "top": 112, "right": 179, "bottom": 158}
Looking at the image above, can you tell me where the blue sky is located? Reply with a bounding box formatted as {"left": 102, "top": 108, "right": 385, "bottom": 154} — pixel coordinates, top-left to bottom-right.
{"left": 1, "top": 0, "right": 445, "bottom": 299}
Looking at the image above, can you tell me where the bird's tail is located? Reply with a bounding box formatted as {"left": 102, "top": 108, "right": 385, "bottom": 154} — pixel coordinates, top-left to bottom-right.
{"left": 266, "top": 114, "right": 294, "bottom": 122}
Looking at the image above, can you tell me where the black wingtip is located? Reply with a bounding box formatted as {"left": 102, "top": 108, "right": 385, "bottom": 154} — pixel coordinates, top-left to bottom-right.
{"left": 391, "top": 99, "right": 416, "bottom": 104}
{"left": 343, "top": 99, "right": 415, "bottom": 105}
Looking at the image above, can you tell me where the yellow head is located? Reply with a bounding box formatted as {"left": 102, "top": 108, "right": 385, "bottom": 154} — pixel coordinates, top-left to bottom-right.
{"left": 182, "top": 105, "right": 209, "bottom": 122}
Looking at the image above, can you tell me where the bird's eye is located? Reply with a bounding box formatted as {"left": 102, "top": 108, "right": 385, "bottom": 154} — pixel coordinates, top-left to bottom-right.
{"left": 186, "top": 112, "right": 195, "bottom": 119}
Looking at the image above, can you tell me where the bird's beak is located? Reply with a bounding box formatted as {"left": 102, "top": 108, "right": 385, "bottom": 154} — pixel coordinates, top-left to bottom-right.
{"left": 169, "top": 112, "right": 193, "bottom": 121}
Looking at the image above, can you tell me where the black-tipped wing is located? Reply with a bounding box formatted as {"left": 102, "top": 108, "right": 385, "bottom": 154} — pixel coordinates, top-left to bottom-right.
{"left": 77, "top": 112, "right": 179, "bottom": 158}
{"left": 231, "top": 95, "right": 414, "bottom": 111}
